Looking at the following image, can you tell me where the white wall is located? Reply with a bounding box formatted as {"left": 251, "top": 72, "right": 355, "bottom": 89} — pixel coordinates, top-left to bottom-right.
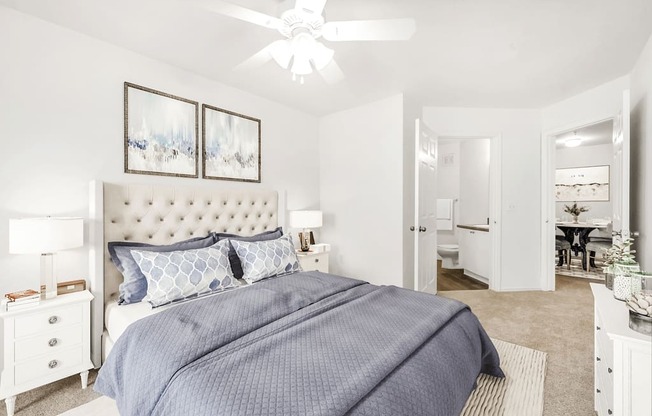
{"left": 630, "top": 34, "right": 652, "bottom": 270}
{"left": 0, "top": 7, "right": 320, "bottom": 295}
{"left": 436, "top": 140, "right": 461, "bottom": 245}
{"left": 555, "top": 143, "right": 613, "bottom": 234}
{"left": 423, "top": 107, "right": 542, "bottom": 291}
{"left": 320, "top": 94, "right": 404, "bottom": 287}
{"left": 459, "top": 139, "right": 490, "bottom": 225}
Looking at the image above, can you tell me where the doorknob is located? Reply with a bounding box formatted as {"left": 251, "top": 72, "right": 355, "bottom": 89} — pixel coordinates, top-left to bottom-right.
{"left": 409, "top": 226, "right": 415, "bottom": 231}
{"left": 419, "top": 226, "right": 426, "bottom": 232}
{"left": 631, "top": 231, "right": 640, "bottom": 237}
{"left": 612, "top": 231, "right": 622, "bottom": 237}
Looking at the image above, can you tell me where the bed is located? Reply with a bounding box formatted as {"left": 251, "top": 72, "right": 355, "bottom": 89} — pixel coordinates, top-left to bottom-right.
{"left": 89, "top": 182, "right": 503, "bottom": 416}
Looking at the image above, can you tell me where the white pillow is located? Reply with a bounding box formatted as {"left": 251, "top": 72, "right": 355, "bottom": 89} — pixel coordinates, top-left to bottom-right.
{"left": 131, "top": 240, "right": 237, "bottom": 307}
{"left": 231, "top": 234, "right": 302, "bottom": 284}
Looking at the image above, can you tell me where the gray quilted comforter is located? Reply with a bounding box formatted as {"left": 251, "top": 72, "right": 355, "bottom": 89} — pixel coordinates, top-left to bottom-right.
{"left": 95, "top": 272, "right": 503, "bottom": 416}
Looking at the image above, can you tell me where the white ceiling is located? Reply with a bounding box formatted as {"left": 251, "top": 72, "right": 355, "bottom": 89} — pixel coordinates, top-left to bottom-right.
{"left": 2, "top": 0, "right": 651, "bottom": 115}
{"left": 554, "top": 119, "right": 613, "bottom": 149}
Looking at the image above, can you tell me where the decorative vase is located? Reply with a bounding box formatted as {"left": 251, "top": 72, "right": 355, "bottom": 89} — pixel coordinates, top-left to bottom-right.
{"left": 632, "top": 271, "right": 652, "bottom": 295}
{"left": 572, "top": 215, "right": 579, "bottom": 223}
{"left": 613, "top": 262, "right": 641, "bottom": 301}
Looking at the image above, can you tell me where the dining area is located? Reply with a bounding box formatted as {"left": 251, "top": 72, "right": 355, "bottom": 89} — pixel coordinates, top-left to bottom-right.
{"left": 555, "top": 219, "right": 612, "bottom": 276}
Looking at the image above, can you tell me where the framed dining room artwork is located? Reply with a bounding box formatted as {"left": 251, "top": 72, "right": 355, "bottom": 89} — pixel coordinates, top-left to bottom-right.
{"left": 555, "top": 165, "right": 610, "bottom": 201}
{"left": 202, "top": 104, "right": 261, "bottom": 183}
{"left": 124, "top": 82, "right": 199, "bottom": 178}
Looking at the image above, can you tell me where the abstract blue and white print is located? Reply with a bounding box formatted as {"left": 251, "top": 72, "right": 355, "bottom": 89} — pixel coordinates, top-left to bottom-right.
{"left": 203, "top": 105, "right": 260, "bottom": 182}
{"left": 126, "top": 84, "right": 197, "bottom": 176}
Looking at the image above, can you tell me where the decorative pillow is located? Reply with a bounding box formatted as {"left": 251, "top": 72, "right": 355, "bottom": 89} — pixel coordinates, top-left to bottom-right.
{"left": 130, "top": 240, "right": 236, "bottom": 308}
{"left": 213, "top": 227, "right": 283, "bottom": 280}
{"left": 231, "top": 234, "right": 301, "bottom": 284}
{"left": 108, "top": 235, "right": 216, "bottom": 305}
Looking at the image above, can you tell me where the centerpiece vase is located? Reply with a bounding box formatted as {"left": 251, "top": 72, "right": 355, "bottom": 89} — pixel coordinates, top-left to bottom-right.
{"left": 572, "top": 215, "right": 579, "bottom": 223}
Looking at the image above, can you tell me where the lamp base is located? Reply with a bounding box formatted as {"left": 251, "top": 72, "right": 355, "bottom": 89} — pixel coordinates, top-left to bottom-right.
{"left": 298, "top": 231, "right": 311, "bottom": 252}
{"left": 41, "top": 253, "right": 57, "bottom": 299}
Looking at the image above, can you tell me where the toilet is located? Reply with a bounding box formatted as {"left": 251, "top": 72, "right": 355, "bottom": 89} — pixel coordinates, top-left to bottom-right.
{"left": 437, "top": 244, "right": 460, "bottom": 269}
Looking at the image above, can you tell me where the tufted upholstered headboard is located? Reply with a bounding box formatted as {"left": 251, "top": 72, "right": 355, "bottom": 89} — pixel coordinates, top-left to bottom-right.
{"left": 88, "top": 181, "right": 280, "bottom": 367}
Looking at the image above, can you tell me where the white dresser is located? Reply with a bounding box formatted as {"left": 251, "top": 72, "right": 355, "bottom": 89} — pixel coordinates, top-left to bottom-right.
{"left": 0, "top": 290, "right": 94, "bottom": 416}
{"left": 591, "top": 284, "right": 652, "bottom": 416}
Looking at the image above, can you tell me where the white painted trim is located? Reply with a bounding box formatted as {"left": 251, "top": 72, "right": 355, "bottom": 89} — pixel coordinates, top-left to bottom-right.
{"left": 540, "top": 117, "right": 614, "bottom": 292}
{"left": 489, "top": 135, "right": 503, "bottom": 291}
{"left": 413, "top": 119, "right": 421, "bottom": 292}
{"left": 88, "top": 180, "right": 104, "bottom": 368}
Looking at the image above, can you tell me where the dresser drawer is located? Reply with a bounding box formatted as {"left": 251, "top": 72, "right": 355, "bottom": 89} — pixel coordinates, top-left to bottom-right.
{"left": 15, "top": 345, "right": 82, "bottom": 386}
{"left": 14, "top": 304, "right": 82, "bottom": 339}
{"left": 15, "top": 324, "right": 82, "bottom": 362}
{"left": 596, "top": 361, "right": 614, "bottom": 414}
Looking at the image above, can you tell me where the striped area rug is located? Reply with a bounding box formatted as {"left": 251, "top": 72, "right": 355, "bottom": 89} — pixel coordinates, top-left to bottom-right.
{"left": 462, "top": 339, "right": 547, "bottom": 416}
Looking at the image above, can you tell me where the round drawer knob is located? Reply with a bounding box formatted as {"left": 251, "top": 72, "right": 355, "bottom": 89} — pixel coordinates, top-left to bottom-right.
{"left": 596, "top": 389, "right": 601, "bottom": 394}
{"left": 48, "top": 338, "right": 58, "bottom": 347}
{"left": 314, "top": 259, "right": 319, "bottom": 263}
{"left": 48, "top": 316, "right": 59, "bottom": 324}
{"left": 596, "top": 326, "right": 601, "bottom": 330}
{"left": 48, "top": 360, "right": 58, "bottom": 369}
{"left": 596, "top": 356, "right": 601, "bottom": 362}
{"left": 608, "top": 368, "right": 612, "bottom": 374}
{"left": 608, "top": 410, "right": 612, "bottom": 415}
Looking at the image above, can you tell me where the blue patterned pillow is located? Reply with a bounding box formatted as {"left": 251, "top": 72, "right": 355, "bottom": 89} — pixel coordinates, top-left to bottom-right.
{"left": 213, "top": 227, "right": 283, "bottom": 280}
{"left": 131, "top": 240, "right": 237, "bottom": 307}
{"left": 109, "top": 235, "right": 216, "bottom": 305}
{"left": 231, "top": 234, "right": 301, "bottom": 284}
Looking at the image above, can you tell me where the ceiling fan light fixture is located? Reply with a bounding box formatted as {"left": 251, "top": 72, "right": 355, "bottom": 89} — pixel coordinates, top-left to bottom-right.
{"left": 269, "top": 40, "right": 293, "bottom": 69}
{"left": 291, "top": 55, "right": 313, "bottom": 76}
{"left": 311, "top": 42, "right": 334, "bottom": 70}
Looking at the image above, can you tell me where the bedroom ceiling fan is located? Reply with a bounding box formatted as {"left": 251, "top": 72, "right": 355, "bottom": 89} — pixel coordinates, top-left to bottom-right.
{"left": 196, "top": 0, "right": 416, "bottom": 84}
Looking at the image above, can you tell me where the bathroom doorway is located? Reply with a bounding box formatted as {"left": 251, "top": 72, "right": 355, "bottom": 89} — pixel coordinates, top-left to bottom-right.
{"left": 436, "top": 137, "right": 495, "bottom": 291}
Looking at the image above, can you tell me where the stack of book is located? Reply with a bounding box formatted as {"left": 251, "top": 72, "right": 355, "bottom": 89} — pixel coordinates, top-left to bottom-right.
{"left": 5, "top": 289, "right": 40, "bottom": 311}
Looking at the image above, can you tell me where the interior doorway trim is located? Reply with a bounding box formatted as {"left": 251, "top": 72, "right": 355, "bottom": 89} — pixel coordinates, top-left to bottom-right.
{"left": 437, "top": 134, "right": 502, "bottom": 291}
{"left": 540, "top": 117, "right": 614, "bottom": 291}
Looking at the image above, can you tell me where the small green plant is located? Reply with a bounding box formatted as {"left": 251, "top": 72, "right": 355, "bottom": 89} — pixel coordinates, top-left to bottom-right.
{"left": 563, "top": 202, "right": 590, "bottom": 216}
{"left": 603, "top": 237, "right": 637, "bottom": 266}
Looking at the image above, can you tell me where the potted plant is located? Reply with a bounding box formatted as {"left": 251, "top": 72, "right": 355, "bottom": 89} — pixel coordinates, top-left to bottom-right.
{"left": 563, "top": 202, "right": 589, "bottom": 223}
{"left": 603, "top": 237, "right": 640, "bottom": 299}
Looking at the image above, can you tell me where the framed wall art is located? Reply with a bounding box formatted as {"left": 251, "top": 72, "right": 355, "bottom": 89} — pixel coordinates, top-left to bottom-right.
{"left": 555, "top": 165, "right": 610, "bottom": 201}
{"left": 124, "top": 82, "right": 199, "bottom": 178}
{"left": 202, "top": 104, "right": 261, "bottom": 182}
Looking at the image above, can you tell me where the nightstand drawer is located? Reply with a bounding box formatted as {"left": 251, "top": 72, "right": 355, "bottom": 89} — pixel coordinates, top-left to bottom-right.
{"left": 299, "top": 253, "right": 329, "bottom": 272}
{"left": 15, "top": 345, "right": 82, "bottom": 386}
{"left": 14, "top": 304, "right": 82, "bottom": 339}
{"left": 15, "top": 324, "right": 82, "bottom": 362}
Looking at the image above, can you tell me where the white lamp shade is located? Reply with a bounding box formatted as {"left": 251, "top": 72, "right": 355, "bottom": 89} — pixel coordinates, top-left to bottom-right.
{"left": 9, "top": 217, "right": 84, "bottom": 254}
{"left": 289, "top": 211, "right": 323, "bottom": 228}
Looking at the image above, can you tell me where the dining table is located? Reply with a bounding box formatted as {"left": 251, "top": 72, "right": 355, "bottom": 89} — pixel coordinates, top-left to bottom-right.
{"left": 556, "top": 222, "right": 610, "bottom": 270}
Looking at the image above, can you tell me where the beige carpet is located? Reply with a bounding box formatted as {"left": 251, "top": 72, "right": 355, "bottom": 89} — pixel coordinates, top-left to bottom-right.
{"left": 441, "top": 274, "right": 599, "bottom": 416}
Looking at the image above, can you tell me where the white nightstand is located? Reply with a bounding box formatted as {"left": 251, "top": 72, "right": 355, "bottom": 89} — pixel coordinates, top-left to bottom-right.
{"left": 0, "top": 290, "right": 94, "bottom": 416}
{"left": 297, "top": 250, "right": 329, "bottom": 273}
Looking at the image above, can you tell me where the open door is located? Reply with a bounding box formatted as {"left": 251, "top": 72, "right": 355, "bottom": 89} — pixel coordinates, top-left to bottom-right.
{"left": 413, "top": 119, "right": 438, "bottom": 293}
{"left": 612, "top": 90, "right": 633, "bottom": 242}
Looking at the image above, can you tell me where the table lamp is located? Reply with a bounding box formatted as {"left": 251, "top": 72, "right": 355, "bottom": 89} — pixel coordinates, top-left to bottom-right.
{"left": 9, "top": 217, "right": 84, "bottom": 299}
{"left": 289, "top": 210, "right": 322, "bottom": 252}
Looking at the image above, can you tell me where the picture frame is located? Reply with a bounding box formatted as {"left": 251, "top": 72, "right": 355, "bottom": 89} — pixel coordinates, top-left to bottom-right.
{"left": 202, "top": 104, "right": 261, "bottom": 183}
{"left": 124, "top": 82, "right": 199, "bottom": 178}
{"left": 555, "top": 165, "right": 610, "bottom": 202}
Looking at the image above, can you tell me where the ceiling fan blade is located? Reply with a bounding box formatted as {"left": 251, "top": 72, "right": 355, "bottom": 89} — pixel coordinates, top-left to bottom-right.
{"left": 295, "top": 0, "right": 328, "bottom": 16}
{"left": 233, "top": 43, "right": 276, "bottom": 72}
{"left": 318, "top": 59, "right": 344, "bottom": 84}
{"left": 322, "top": 18, "right": 416, "bottom": 41}
{"left": 193, "top": 0, "right": 282, "bottom": 29}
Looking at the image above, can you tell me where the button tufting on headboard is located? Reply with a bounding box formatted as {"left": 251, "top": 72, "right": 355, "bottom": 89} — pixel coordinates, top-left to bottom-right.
{"left": 102, "top": 183, "right": 278, "bottom": 305}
